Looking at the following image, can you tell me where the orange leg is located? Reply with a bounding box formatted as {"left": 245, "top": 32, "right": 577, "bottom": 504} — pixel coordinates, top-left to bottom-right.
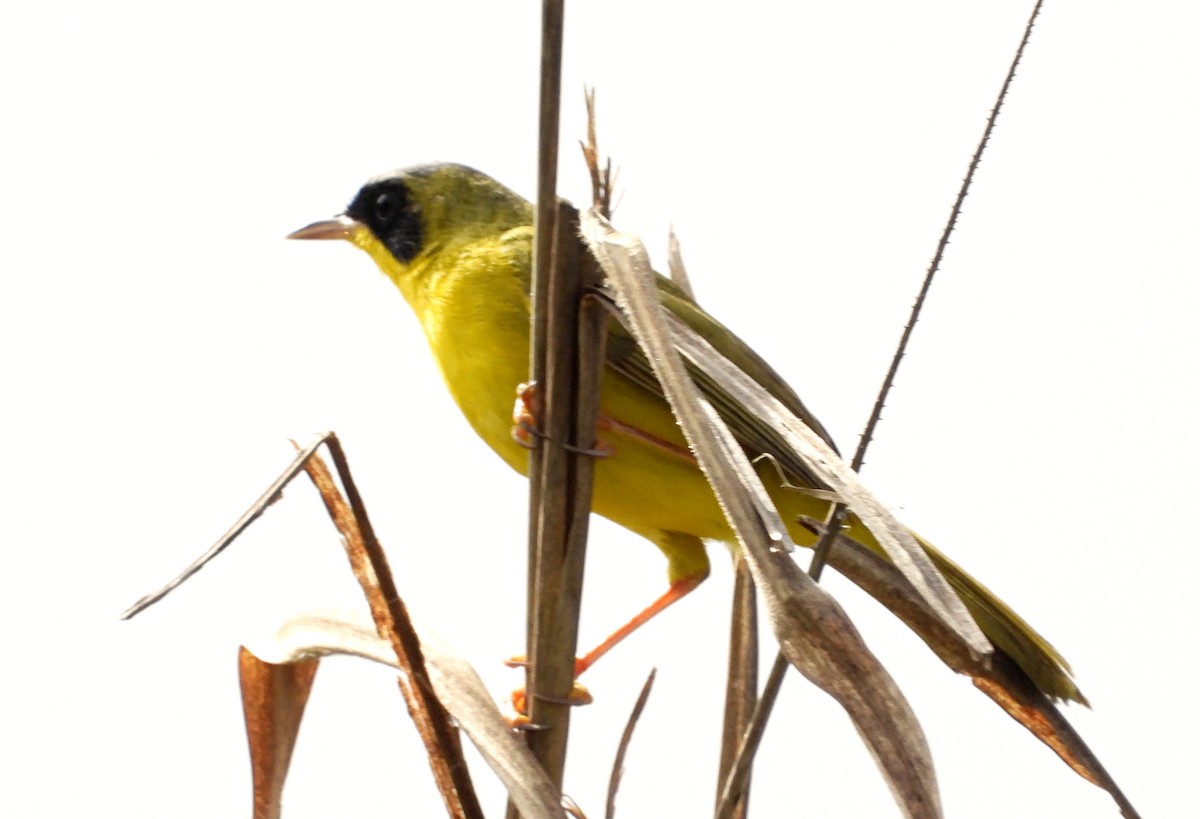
{"left": 505, "top": 575, "right": 704, "bottom": 675}
{"left": 574, "top": 574, "right": 704, "bottom": 676}
{"left": 509, "top": 574, "right": 705, "bottom": 716}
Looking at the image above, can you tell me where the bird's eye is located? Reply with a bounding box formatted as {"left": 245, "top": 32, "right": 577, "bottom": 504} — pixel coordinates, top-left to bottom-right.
{"left": 375, "top": 192, "right": 397, "bottom": 222}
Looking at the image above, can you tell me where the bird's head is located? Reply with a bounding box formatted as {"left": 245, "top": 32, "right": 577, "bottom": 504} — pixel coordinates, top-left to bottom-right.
{"left": 289, "top": 162, "right": 533, "bottom": 289}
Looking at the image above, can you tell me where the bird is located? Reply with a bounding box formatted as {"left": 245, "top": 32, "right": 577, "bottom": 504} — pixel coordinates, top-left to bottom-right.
{"left": 288, "top": 161, "right": 1082, "bottom": 706}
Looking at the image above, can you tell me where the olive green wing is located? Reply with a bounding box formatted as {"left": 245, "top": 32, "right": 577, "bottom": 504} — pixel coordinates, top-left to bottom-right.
{"left": 601, "top": 272, "right": 838, "bottom": 489}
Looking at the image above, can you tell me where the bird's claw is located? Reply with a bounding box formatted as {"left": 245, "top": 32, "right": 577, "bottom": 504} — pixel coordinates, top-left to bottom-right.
{"left": 510, "top": 681, "right": 594, "bottom": 719}
{"left": 510, "top": 381, "right": 614, "bottom": 457}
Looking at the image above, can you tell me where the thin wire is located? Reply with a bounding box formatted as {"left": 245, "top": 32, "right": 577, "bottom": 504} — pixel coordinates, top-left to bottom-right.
{"left": 714, "top": 3, "right": 1047, "bottom": 815}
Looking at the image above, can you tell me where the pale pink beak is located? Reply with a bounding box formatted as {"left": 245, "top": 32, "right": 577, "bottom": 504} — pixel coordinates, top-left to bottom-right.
{"left": 286, "top": 215, "right": 358, "bottom": 241}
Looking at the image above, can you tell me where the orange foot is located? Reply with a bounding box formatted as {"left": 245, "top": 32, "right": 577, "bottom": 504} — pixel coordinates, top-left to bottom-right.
{"left": 503, "top": 576, "right": 701, "bottom": 720}
{"left": 505, "top": 655, "right": 595, "bottom": 720}
{"left": 510, "top": 380, "right": 614, "bottom": 456}
{"left": 509, "top": 680, "right": 594, "bottom": 721}
{"left": 511, "top": 381, "right": 542, "bottom": 449}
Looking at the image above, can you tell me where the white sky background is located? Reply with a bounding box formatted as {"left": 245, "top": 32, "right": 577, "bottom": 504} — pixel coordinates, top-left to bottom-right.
{"left": 2, "top": 1, "right": 1196, "bottom": 816}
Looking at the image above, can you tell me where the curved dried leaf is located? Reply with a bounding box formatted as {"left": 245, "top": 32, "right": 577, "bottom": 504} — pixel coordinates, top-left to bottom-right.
{"left": 246, "top": 612, "right": 564, "bottom": 819}
{"left": 238, "top": 648, "right": 320, "bottom": 819}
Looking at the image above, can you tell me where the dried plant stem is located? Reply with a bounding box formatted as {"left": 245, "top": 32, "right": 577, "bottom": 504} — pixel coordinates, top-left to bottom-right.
{"left": 523, "top": 202, "right": 604, "bottom": 791}
{"left": 524, "top": 0, "right": 565, "bottom": 653}
{"left": 519, "top": 3, "right": 609, "bottom": 813}
{"left": 118, "top": 437, "right": 329, "bottom": 620}
{"left": 715, "top": 556, "right": 757, "bottom": 819}
{"left": 714, "top": 654, "right": 788, "bottom": 819}
{"left": 301, "top": 439, "right": 483, "bottom": 819}
{"left": 581, "top": 87, "right": 615, "bottom": 218}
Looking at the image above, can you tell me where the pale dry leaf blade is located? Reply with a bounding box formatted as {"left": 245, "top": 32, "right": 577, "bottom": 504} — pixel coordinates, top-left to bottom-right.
{"left": 246, "top": 613, "right": 564, "bottom": 819}
{"left": 581, "top": 210, "right": 942, "bottom": 819}
{"left": 666, "top": 317, "right": 989, "bottom": 655}
{"left": 698, "top": 395, "right": 943, "bottom": 819}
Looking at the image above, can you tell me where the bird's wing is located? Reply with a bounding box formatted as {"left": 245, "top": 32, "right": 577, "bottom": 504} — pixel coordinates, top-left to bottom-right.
{"left": 600, "top": 273, "right": 838, "bottom": 489}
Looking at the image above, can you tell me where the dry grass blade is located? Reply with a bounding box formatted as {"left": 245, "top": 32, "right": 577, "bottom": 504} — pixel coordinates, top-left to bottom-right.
{"left": 604, "top": 668, "right": 657, "bottom": 819}
{"left": 300, "top": 440, "right": 483, "bottom": 819}
{"left": 244, "top": 613, "right": 565, "bottom": 819}
{"left": 662, "top": 229, "right": 755, "bottom": 817}
{"left": 238, "top": 648, "right": 319, "bottom": 819}
{"left": 664, "top": 314, "right": 988, "bottom": 655}
{"left": 581, "top": 211, "right": 943, "bottom": 819}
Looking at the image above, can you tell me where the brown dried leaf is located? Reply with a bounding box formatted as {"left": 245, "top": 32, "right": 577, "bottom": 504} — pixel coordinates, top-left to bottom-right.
{"left": 822, "top": 532, "right": 1142, "bottom": 818}
{"left": 238, "top": 647, "right": 320, "bottom": 819}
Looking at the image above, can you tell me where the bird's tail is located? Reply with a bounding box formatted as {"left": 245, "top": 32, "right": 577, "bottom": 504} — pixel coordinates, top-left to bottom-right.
{"left": 769, "top": 479, "right": 1086, "bottom": 704}
{"left": 910, "top": 531, "right": 1086, "bottom": 704}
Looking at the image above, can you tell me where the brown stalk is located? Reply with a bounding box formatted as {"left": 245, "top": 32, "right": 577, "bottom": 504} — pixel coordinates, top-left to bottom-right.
{"left": 517, "top": 4, "right": 610, "bottom": 814}
{"left": 300, "top": 439, "right": 483, "bottom": 819}
{"left": 119, "top": 437, "right": 330, "bottom": 620}
{"left": 523, "top": 2, "right": 564, "bottom": 676}
{"left": 715, "top": 556, "right": 757, "bottom": 819}
{"left": 580, "top": 87, "right": 615, "bottom": 218}
{"left": 523, "top": 201, "right": 603, "bottom": 792}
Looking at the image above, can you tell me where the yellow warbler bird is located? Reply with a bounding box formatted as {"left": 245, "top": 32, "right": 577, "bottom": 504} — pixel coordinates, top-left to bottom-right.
{"left": 289, "top": 162, "right": 1081, "bottom": 705}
